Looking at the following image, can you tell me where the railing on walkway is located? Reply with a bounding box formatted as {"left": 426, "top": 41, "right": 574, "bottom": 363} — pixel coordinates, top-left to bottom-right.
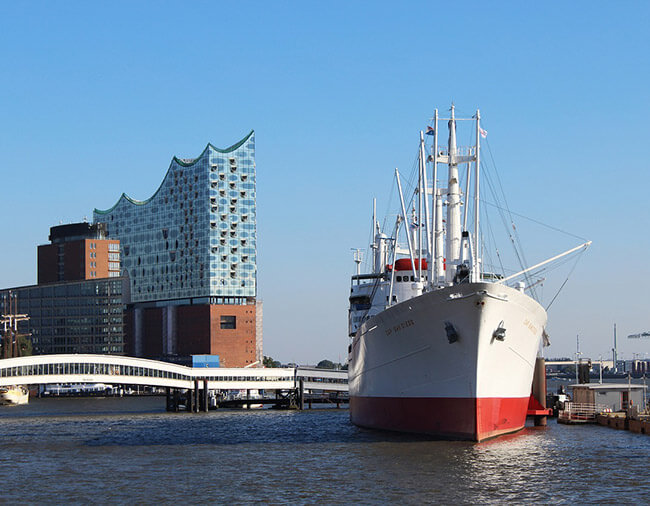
{"left": 558, "top": 402, "right": 611, "bottom": 422}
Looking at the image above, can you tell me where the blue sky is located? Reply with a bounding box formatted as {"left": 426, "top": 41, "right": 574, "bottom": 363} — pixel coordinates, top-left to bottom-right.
{"left": 1, "top": 2, "right": 649, "bottom": 363}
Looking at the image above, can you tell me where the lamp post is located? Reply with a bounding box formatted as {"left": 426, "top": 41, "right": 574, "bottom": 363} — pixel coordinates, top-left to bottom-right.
{"left": 575, "top": 334, "right": 581, "bottom": 384}
{"left": 599, "top": 355, "right": 603, "bottom": 384}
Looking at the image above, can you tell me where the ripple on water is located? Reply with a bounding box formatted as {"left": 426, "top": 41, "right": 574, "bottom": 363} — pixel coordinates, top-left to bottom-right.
{"left": 0, "top": 397, "right": 648, "bottom": 504}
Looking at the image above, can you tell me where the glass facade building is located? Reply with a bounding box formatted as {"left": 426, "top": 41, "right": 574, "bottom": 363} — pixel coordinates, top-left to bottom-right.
{"left": 93, "top": 131, "right": 256, "bottom": 305}
{"left": 1, "top": 278, "right": 126, "bottom": 355}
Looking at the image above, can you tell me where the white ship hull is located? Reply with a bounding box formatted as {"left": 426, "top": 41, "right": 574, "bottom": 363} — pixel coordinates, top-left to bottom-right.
{"left": 348, "top": 282, "right": 547, "bottom": 441}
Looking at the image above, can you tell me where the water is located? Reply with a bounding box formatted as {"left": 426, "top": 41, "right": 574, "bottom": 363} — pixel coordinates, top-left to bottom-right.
{"left": 1, "top": 397, "right": 649, "bottom": 504}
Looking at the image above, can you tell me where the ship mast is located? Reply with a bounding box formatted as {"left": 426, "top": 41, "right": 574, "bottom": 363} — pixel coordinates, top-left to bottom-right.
{"left": 473, "top": 109, "right": 481, "bottom": 282}
{"left": 1, "top": 291, "right": 30, "bottom": 358}
{"left": 445, "top": 105, "right": 462, "bottom": 284}
{"left": 434, "top": 187, "right": 444, "bottom": 286}
{"left": 430, "top": 110, "right": 444, "bottom": 288}
{"left": 427, "top": 105, "right": 482, "bottom": 287}
{"left": 395, "top": 169, "right": 419, "bottom": 284}
{"left": 419, "top": 131, "right": 431, "bottom": 264}
{"left": 371, "top": 198, "right": 377, "bottom": 272}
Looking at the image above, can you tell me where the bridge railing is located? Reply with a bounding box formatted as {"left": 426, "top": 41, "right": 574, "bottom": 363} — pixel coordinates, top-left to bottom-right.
{"left": 0, "top": 355, "right": 348, "bottom": 392}
{"left": 0, "top": 362, "right": 191, "bottom": 381}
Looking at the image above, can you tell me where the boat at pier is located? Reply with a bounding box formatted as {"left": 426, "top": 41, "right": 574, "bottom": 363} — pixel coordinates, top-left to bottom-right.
{"left": 0, "top": 385, "right": 29, "bottom": 405}
{"left": 347, "top": 106, "right": 590, "bottom": 441}
{"left": 42, "top": 383, "right": 115, "bottom": 396}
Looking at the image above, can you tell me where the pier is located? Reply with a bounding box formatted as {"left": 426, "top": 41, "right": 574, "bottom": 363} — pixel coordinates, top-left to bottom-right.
{"left": 557, "top": 382, "right": 649, "bottom": 435}
{"left": 0, "top": 354, "right": 348, "bottom": 411}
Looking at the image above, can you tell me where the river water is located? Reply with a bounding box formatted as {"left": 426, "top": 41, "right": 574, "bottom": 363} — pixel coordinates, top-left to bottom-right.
{"left": 0, "top": 397, "right": 648, "bottom": 504}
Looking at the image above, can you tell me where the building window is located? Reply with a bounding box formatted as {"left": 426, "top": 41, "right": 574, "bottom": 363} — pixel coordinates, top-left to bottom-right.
{"left": 220, "top": 316, "right": 236, "bottom": 329}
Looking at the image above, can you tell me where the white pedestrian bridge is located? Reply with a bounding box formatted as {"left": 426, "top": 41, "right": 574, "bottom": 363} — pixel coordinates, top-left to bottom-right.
{"left": 0, "top": 354, "right": 348, "bottom": 393}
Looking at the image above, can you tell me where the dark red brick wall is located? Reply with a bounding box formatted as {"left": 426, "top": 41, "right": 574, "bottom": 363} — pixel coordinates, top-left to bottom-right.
{"left": 92, "top": 239, "right": 119, "bottom": 279}
{"left": 125, "top": 303, "right": 256, "bottom": 366}
{"left": 37, "top": 238, "right": 120, "bottom": 284}
{"left": 37, "top": 244, "right": 59, "bottom": 284}
{"left": 142, "top": 307, "right": 163, "bottom": 357}
{"left": 208, "top": 304, "right": 256, "bottom": 367}
{"left": 176, "top": 305, "right": 211, "bottom": 356}
{"left": 63, "top": 242, "right": 85, "bottom": 281}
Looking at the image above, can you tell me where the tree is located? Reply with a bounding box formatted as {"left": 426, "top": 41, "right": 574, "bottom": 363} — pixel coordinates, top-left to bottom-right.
{"left": 316, "top": 359, "right": 336, "bottom": 369}
{"left": 17, "top": 334, "right": 32, "bottom": 356}
{"left": 0, "top": 332, "right": 32, "bottom": 358}
{"left": 263, "top": 356, "right": 281, "bottom": 368}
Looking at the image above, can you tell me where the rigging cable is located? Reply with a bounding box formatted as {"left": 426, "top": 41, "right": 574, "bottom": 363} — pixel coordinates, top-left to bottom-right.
{"left": 360, "top": 218, "right": 401, "bottom": 322}
{"left": 481, "top": 201, "right": 589, "bottom": 242}
{"left": 484, "top": 137, "right": 531, "bottom": 266}
{"left": 480, "top": 148, "right": 536, "bottom": 295}
{"left": 545, "top": 246, "right": 587, "bottom": 311}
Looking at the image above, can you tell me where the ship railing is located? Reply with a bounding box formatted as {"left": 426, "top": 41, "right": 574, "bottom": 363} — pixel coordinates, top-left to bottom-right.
{"left": 558, "top": 402, "right": 610, "bottom": 422}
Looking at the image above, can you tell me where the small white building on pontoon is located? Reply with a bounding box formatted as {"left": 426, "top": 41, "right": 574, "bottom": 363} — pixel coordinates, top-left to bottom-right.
{"left": 569, "top": 383, "right": 647, "bottom": 412}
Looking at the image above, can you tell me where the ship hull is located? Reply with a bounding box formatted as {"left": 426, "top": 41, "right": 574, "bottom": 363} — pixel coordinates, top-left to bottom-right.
{"left": 348, "top": 282, "right": 547, "bottom": 442}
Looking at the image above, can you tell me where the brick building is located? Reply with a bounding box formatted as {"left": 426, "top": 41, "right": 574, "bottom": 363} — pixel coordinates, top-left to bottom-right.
{"left": 37, "top": 222, "right": 120, "bottom": 283}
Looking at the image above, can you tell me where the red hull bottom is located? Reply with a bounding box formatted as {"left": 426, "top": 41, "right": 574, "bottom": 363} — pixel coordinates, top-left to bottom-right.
{"left": 350, "top": 396, "right": 530, "bottom": 442}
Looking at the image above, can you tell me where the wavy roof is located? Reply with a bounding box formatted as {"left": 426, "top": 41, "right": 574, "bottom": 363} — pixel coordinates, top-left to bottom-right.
{"left": 94, "top": 130, "right": 254, "bottom": 215}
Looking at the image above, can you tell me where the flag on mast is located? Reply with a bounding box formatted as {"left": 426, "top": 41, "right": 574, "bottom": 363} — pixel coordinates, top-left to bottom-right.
{"left": 479, "top": 127, "right": 488, "bottom": 138}
{"left": 425, "top": 126, "right": 435, "bottom": 136}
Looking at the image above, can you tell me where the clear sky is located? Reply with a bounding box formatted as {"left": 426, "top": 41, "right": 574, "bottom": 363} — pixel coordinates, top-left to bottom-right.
{"left": 1, "top": 2, "right": 649, "bottom": 364}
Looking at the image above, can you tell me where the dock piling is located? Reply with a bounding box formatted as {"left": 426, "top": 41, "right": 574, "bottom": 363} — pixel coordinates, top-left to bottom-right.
{"left": 165, "top": 387, "right": 172, "bottom": 411}
{"left": 299, "top": 378, "right": 304, "bottom": 410}
{"left": 203, "top": 379, "right": 209, "bottom": 412}
{"left": 193, "top": 380, "right": 200, "bottom": 413}
{"left": 532, "top": 357, "right": 548, "bottom": 426}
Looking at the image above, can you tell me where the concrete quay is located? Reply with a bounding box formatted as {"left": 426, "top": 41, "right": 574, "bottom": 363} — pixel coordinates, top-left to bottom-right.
{"left": 596, "top": 413, "right": 650, "bottom": 435}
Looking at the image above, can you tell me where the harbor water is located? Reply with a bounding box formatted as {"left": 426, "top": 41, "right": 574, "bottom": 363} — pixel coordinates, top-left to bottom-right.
{"left": 1, "top": 397, "right": 649, "bottom": 504}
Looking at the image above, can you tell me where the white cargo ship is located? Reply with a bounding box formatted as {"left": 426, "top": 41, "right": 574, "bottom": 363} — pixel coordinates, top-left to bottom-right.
{"left": 348, "top": 106, "right": 589, "bottom": 441}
